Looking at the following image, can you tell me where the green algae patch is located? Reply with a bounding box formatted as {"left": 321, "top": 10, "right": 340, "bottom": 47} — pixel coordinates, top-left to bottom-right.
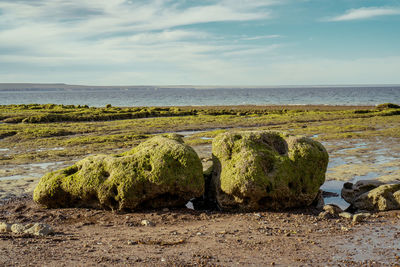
{"left": 211, "top": 131, "right": 328, "bottom": 211}
{"left": 33, "top": 135, "right": 204, "bottom": 210}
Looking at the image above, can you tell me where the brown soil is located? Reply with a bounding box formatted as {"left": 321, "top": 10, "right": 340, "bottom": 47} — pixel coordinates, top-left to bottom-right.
{"left": 1, "top": 196, "right": 399, "bottom": 266}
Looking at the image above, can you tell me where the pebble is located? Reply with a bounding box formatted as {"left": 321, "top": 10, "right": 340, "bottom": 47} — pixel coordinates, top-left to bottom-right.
{"left": 24, "top": 223, "right": 54, "bottom": 236}
{"left": 11, "top": 223, "right": 27, "bottom": 234}
{"left": 339, "top": 212, "right": 353, "bottom": 220}
{"left": 0, "top": 222, "right": 11, "bottom": 233}
{"left": 141, "top": 219, "right": 154, "bottom": 227}
{"left": 318, "top": 211, "right": 331, "bottom": 219}
{"left": 353, "top": 213, "right": 371, "bottom": 223}
{"left": 323, "top": 204, "right": 343, "bottom": 216}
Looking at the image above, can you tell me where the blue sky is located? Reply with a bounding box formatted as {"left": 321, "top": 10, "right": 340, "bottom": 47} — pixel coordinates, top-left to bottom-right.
{"left": 0, "top": 0, "right": 399, "bottom": 85}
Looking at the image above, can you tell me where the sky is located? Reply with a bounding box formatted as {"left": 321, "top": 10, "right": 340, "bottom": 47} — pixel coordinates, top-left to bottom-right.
{"left": 0, "top": 0, "right": 400, "bottom": 86}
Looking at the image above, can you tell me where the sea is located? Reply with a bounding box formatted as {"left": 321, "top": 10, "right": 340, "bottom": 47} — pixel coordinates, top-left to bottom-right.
{"left": 1, "top": 85, "right": 400, "bottom": 106}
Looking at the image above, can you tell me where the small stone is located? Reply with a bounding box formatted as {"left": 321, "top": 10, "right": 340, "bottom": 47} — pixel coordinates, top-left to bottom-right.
{"left": 162, "top": 208, "right": 169, "bottom": 212}
{"left": 352, "top": 213, "right": 371, "bottom": 223}
{"left": 341, "top": 226, "right": 349, "bottom": 232}
{"left": 127, "top": 240, "right": 138, "bottom": 245}
{"left": 339, "top": 212, "right": 353, "bottom": 220}
{"left": 196, "top": 232, "right": 203, "bottom": 236}
{"left": 11, "top": 223, "right": 27, "bottom": 234}
{"left": 24, "top": 223, "right": 54, "bottom": 236}
{"left": 323, "top": 204, "right": 343, "bottom": 216}
{"left": 0, "top": 222, "right": 11, "bottom": 233}
{"left": 318, "top": 211, "right": 331, "bottom": 219}
{"left": 254, "top": 213, "right": 262, "bottom": 219}
{"left": 141, "top": 220, "right": 154, "bottom": 227}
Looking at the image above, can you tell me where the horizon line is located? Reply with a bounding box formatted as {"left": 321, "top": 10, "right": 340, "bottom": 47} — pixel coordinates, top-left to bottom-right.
{"left": 1, "top": 83, "right": 400, "bottom": 88}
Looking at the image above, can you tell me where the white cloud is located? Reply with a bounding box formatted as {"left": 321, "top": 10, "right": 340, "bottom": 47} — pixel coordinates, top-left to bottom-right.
{"left": 0, "top": 0, "right": 287, "bottom": 84}
{"left": 326, "top": 7, "right": 400, "bottom": 22}
{"left": 241, "top": 35, "right": 282, "bottom": 41}
{"left": 253, "top": 56, "right": 400, "bottom": 85}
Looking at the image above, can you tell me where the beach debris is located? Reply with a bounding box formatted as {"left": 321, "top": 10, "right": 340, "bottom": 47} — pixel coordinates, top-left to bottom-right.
{"left": 0, "top": 222, "right": 54, "bottom": 236}
{"left": 342, "top": 180, "right": 400, "bottom": 212}
{"left": 210, "top": 131, "right": 329, "bottom": 211}
{"left": 33, "top": 134, "right": 204, "bottom": 211}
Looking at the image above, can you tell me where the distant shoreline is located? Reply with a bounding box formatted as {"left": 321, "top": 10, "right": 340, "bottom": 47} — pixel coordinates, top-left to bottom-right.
{"left": 1, "top": 83, "right": 400, "bottom": 91}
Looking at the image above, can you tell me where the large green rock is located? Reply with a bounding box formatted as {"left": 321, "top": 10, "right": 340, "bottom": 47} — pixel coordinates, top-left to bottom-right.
{"left": 33, "top": 135, "right": 204, "bottom": 210}
{"left": 211, "top": 131, "right": 328, "bottom": 211}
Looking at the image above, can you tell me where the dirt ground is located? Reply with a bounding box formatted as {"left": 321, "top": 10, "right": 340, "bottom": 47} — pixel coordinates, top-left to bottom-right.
{"left": 0, "top": 195, "right": 399, "bottom": 266}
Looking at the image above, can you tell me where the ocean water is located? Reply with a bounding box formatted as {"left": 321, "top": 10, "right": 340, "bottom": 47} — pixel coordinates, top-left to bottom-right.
{"left": 1, "top": 86, "right": 400, "bottom": 107}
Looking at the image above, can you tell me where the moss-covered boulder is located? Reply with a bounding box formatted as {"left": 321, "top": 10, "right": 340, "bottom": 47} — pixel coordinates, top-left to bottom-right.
{"left": 33, "top": 134, "right": 204, "bottom": 210}
{"left": 211, "top": 131, "right": 328, "bottom": 211}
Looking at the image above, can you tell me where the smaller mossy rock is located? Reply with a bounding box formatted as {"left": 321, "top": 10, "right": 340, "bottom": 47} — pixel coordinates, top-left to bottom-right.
{"left": 353, "top": 183, "right": 400, "bottom": 212}
{"left": 341, "top": 180, "right": 385, "bottom": 204}
{"left": 33, "top": 135, "right": 204, "bottom": 210}
{"left": 211, "top": 131, "right": 329, "bottom": 211}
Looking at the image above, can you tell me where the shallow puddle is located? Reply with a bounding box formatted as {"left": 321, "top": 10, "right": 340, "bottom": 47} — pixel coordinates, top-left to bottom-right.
{"left": 0, "top": 173, "right": 41, "bottom": 181}
{"left": 321, "top": 138, "right": 400, "bottom": 209}
{"left": 36, "top": 147, "right": 65, "bottom": 152}
{"left": 320, "top": 180, "right": 350, "bottom": 210}
{"left": 0, "top": 161, "right": 68, "bottom": 180}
